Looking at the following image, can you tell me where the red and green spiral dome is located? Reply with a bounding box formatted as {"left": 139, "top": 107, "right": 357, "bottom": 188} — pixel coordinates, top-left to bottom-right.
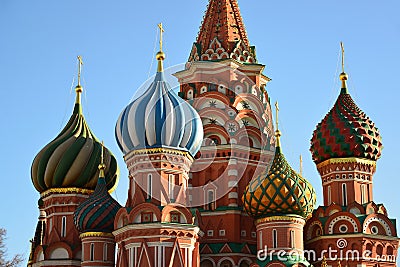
{"left": 310, "top": 76, "right": 383, "bottom": 164}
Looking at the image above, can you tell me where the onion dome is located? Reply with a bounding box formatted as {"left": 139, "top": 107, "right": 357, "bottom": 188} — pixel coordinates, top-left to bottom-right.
{"left": 115, "top": 27, "right": 203, "bottom": 157}
{"left": 243, "top": 103, "right": 316, "bottom": 219}
{"left": 74, "top": 147, "right": 122, "bottom": 233}
{"left": 310, "top": 44, "right": 382, "bottom": 164}
{"left": 31, "top": 57, "right": 119, "bottom": 193}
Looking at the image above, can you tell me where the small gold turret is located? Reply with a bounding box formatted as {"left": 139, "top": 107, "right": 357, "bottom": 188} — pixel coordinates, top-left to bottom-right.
{"left": 156, "top": 23, "right": 166, "bottom": 72}
{"left": 339, "top": 42, "right": 348, "bottom": 91}
{"left": 75, "top": 56, "right": 84, "bottom": 104}
{"left": 99, "top": 141, "right": 106, "bottom": 178}
{"left": 321, "top": 256, "right": 328, "bottom": 267}
{"left": 274, "top": 101, "right": 281, "bottom": 148}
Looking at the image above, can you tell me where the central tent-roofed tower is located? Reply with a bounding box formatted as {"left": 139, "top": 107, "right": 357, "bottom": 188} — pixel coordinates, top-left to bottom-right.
{"left": 174, "top": 0, "right": 276, "bottom": 265}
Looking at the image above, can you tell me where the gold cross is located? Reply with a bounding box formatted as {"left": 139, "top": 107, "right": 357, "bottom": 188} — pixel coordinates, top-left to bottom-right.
{"left": 77, "top": 55, "right": 83, "bottom": 86}
{"left": 340, "top": 42, "right": 345, "bottom": 73}
{"left": 300, "top": 155, "right": 303, "bottom": 176}
{"left": 275, "top": 101, "right": 279, "bottom": 131}
{"left": 158, "top": 23, "right": 165, "bottom": 52}
{"left": 100, "top": 141, "right": 104, "bottom": 165}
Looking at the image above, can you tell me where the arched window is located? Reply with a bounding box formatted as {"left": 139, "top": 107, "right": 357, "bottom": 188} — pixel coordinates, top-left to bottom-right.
{"left": 342, "top": 183, "right": 347, "bottom": 206}
{"left": 376, "top": 244, "right": 383, "bottom": 256}
{"left": 259, "top": 231, "right": 262, "bottom": 248}
{"left": 187, "top": 89, "right": 194, "bottom": 100}
{"left": 290, "top": 230, "right": 295, "bottom": 248}
{"left": 361, "top": 184, "right": 366, "bottom": 204}
{"left": 327, "top": 185, "right": 332, "bottom": 205}
{"left": 220, "top": 259, "right": 233, "bottom": 267}
{"left": 272, "top": 229, "right": 278, "bottom": 248}
{"left": 90, "top": 243, "right": 94, "bottom": 261}
{"left": 208, "top": 190, "right": 215, "bottom": 210}
{"left": 49, "top": 218, "right": 53, "bottom": 234}
{"left": 61, "top": 216, "right": 66, "bottom": 238}
{"left": 168, "top": 174, "right": 175, "bottom": 200}
{"left": 147, "top": 174, "right": 152, "bottom": 199}
{"left": 103, "top": 243, "right": 108, "bottom": 261}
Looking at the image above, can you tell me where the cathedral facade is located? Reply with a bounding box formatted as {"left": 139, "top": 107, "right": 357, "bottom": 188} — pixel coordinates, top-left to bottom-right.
{"left": 27, "top": 1, "right": 399, "bottom": 267}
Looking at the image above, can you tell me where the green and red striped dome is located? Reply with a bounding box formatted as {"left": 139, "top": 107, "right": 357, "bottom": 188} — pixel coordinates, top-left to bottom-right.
{"left": 31, "top": 87, "right": 119, "bottom": 193}
{"left": 74, "top": 174, "right": 121, "bottom": 233}
{"left": 310, "top": 86, "right": 383, "bottom": 164}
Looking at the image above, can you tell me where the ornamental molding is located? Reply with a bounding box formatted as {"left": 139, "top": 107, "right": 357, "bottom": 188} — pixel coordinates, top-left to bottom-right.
{"left": 124, "top": 147, "right": 193, "bottom": 162}
{"left": 80, "top": 232, "right": 114, "bottom": 239}
{"left": 328, "top": 215, "right": 359, "bottom": 234}
{"left": 191, "top": 37, "right": 256, "bottom": 64}
{"left": 40, "top": 187, "right": 93, "bottom": 198}
{"left": 256, "top": 215, "right": 305, "bottom": 225}
{"left": 306, "top": 220, "right": 324, "bottom": 240}
{"left": 363, "top": 217, "right": 392, "bottom": 236}
{"left": 317, "top": 157, "right": 376, "bottom": 169}
{"left": 305, "top": 233, "right": 399, "bottom": 244}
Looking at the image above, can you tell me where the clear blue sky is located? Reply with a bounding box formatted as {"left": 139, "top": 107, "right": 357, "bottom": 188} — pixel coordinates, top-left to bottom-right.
{"left": 1, "top": 0, "right": 399, "bottom": 262}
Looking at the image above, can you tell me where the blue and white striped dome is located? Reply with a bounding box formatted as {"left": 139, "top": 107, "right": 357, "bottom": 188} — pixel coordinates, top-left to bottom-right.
{"left": 115, "top": 71, "right": 203, "bottom": 157}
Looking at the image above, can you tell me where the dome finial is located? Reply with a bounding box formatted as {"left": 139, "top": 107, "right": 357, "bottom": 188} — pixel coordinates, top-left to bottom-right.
{"left": 275, "top": 101, "right": 281, "bottom": 148}
{"left": 156, "top": 23, "right": 166, "bottom": 72}
{"left": 339, "top": 42, "right": 349, "bottom": 93}
{"left": 300, "top": 154, "right": 303, "bottom": 176}
{"left": 75, "top": 56, "right": 84, "bottom": 104}
{"left": 321, "top": 256, "right": 328, "bottom": 267}
{"left": 99, "top": 141, "right": 106, "bottom": 178}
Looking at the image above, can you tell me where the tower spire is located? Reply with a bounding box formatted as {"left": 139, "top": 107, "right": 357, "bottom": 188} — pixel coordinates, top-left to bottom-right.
{"left": 156, "top": 23, "right": 166, "bottom": 73}
{"left": 275, "top": 101, "right": 281, "bottom": 148}
{"left": 339, "top": 42, "right": 348, "bottom": 92}
{"left": 189, "top": 0, "right": 256, "bottom": 63}
{"left": 75, "top": 56, "right": 83, "bottom": 105}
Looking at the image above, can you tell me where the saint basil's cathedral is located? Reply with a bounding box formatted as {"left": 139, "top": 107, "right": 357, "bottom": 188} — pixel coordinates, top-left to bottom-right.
{"left": 27, "top": 0, "right": 399, "bottom": 267}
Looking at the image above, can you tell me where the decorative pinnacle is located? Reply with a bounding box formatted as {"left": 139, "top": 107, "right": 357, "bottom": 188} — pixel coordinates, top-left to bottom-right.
{"left": 75, "top": 56, "right": 83, "bottom": 104}
{"left": 300, "top": 155, "right": 303, "bottom": 176}
{"left": 274, "top": 101, "right": 281, "bottom": 148}
{"left": 321, "top": 256, "right": 328, "bottom": 267}
{"left": 156, "top": 23, "right": 166, "bottom": 73}
{"left": 99, "top": 141, "right": 106, "bottom": 177}
{"left": 339, "top": 42, "right": 348, "bottom": 91}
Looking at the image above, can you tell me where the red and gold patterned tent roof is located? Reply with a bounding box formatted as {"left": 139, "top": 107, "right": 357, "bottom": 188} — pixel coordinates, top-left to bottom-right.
{"left": 188, "top": 0, "right": 257, "bottom": 63}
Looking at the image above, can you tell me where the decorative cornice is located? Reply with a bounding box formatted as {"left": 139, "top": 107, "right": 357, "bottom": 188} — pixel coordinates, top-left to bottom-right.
{"left": 125, "top": 147, "right": 194, "bottom": 161}
{"left": 305, "top": 232, "right": 400, "bottom": 244}
{"left": 40, "top": 187, "right": 93, "bottom": 198}
{"left": 256, "top": 215, "right": 305, "bottom": 225}
{"left": 80, "top": 232, "right": 114, "bottom": 238}
{"left": 317, "top": 157, "right": 376, "bottom": 169}
{"left": 113, "top": 222, "right": 200, "bottom": 236}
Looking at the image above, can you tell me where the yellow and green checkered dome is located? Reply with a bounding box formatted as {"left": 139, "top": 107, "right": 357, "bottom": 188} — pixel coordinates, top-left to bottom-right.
{"left": 31, "top": 86, "right": 119, "bottom": 193}
{"left": 243, "top": 136, "right": 316, "bottom": 219}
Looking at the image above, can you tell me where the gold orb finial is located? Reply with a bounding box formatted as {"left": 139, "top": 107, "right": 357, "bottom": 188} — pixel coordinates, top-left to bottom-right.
{"left": 156, "top": 51, "right": 166, "bottom": 61}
